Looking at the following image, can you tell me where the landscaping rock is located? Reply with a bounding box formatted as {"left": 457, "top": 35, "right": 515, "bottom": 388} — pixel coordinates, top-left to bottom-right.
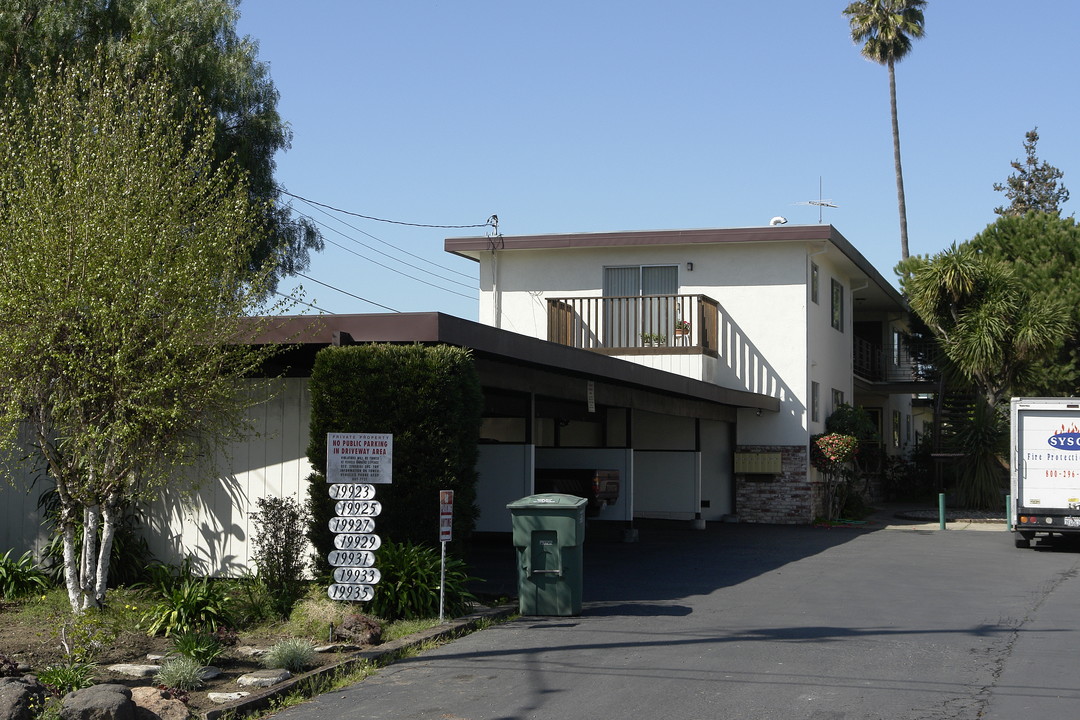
{"left": 60, "top": 684, "right": 135, "bottom": 720}
{"left": 0, "top": 676, "right": 45, "bottom": 720}
{"left": 234, "top": 646, "right": 266, "bottom": 658}
{"left": 336, "top": 614, "right": 382, "bottom": 645}
{"left": 106, "top": 665, "right": 160, "bottom": 679}
{"left": 235, "top": 669, "right": 290, "bottom": 688}
{"left": 130, "top": 687, "right": 188, "bottom": 720}
{"left": 206, "top": 692, "right": 249, "bottom": 705}
{"left": 197, "top": 667, "right": 222, "bottom": 681}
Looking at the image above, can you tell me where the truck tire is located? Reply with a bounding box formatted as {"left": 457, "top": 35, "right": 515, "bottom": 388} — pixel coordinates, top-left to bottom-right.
{"left": 1014, "top": 532, "right": 1032, "bottom": 549}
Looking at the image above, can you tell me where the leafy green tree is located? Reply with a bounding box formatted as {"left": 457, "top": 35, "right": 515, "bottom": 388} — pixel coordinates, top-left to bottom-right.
{"left": 843, "top": 0, "right": 927, "bottom": 261}
{"left": 900, "top": 244, "right": 1068, "bottom": 410}
{"left": 899, "top": 244, "right": 1068, "bottom": 507}
{"left": 969, "top": 212, "right": 1080, "bottom": 394}
{"left": 0, "top": 57, "right": 284, "bottom": 611}
{"left": 0, "top": 0, "right": 319, "bottom": 292}
{"left": 993, "top": 128, "right": 1070, "bottom": 216}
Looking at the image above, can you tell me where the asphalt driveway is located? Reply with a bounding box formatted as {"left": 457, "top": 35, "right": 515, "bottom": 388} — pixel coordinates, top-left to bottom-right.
{"left": 274, "top": 516, "right": 1080, "bottom": 720}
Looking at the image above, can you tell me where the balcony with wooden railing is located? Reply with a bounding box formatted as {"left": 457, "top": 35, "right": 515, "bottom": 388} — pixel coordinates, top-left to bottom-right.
{"left": 546, "top": 294, "right": 720, "bottom": 356}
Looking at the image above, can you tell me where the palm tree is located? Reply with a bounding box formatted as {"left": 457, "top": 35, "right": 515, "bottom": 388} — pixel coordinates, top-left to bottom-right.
{"left": 843, "top": 0, "right": 927, "bottom": 261}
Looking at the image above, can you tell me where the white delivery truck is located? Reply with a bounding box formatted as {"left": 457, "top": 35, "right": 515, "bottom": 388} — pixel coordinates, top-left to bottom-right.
{"left": 1010, "top": 397, "right": 1080, "bottom": 548}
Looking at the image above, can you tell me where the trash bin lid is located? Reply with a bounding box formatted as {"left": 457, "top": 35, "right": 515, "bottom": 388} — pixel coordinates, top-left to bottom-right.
{"left": 507, "top": 493, "right": 588, "bottom": 510}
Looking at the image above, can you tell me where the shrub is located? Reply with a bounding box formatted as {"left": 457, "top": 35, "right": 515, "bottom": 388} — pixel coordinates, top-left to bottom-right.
{"left": 250, "top": 496, "right": 310, "bottom": 619}
{"left": 154, "top": 656, "right": 205, "bottom": 692}
{"left": 222, "top": 571, "right": 277, "bottom": 628}
{"left": 305, "top": 344, "right": 482, "bottom": 574}
{"left": 171, "top": 630, "right": 226, "bottom": 666}
{"left": 368, "top": 540, "right": 477, "bottom": 622}
{"left": 37, "top": 661, "right": 97, "bottom": 695}
{"left": 284, "top": 589, "right": 353, "bottom": 639}
{"left": 141, "top": 578, "right": 232, "bottom": 636}
{"left": 0, "top": 549, "right": 51, "bottom": 599}
{"left": 56, "top": 610, "right": 121, "bottom": 663}
{"left": 261, "top": 638, "right": 316, "bottom": 673}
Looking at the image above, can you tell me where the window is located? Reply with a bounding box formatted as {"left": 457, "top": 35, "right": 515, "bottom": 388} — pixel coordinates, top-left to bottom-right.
{"left": 831, "top": 279, "right": 844, "bottom": 331}
{"left": 811, "top": 381, "right": 820, "bottom": 423}
{"left": 892, "top": 410, "right": 901, "bottom": 447}
{"left": 603, "top": 265, "right": 679, "bottom": 347}
{"left": 810, "top": 262, "right": 819, "bottom": 304}
{"left": 906, "top": 414, "right": 912, "bottom": 444}
{"left": 831, "top": 388, "right": 844, "bottom": 414}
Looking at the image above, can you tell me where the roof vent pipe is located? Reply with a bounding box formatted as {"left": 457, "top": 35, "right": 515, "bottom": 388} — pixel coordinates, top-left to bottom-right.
{"left": 769, "top": 216, "right": 788, "bottom": 226}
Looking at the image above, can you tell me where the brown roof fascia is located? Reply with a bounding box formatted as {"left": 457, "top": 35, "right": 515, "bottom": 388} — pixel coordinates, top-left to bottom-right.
{"left": 445, "top": 223, "right": 904, "bottom": 310}
{"left": 248, "top": 312, "right": 778, "bottom": 412}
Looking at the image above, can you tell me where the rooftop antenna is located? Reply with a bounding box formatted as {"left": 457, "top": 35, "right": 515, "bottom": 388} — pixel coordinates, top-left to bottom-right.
{"left": 796, "top": 177, "right": 838, "bottom": 223}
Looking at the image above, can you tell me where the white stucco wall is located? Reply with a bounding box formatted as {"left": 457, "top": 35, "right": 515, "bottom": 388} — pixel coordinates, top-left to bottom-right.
{"left": 477, "top": 241, "right": 832, "bottom": 448}
{"left": 806, "top": 248, "right": 855, "bottom": 434}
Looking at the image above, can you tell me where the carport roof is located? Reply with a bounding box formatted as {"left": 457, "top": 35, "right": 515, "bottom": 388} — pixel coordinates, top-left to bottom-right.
{"left": 255, "top": 311, "right": 778, "bottom": 413}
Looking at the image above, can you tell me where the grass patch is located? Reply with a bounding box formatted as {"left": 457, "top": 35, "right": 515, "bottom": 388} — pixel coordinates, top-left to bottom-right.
{"left": 380, "top": 617, "right": 440, "bottom": 643}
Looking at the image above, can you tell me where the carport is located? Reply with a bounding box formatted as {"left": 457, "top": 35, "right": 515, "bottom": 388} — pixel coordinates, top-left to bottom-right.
{"left": 261, "top": 312, "right": 778, "bottom": 533}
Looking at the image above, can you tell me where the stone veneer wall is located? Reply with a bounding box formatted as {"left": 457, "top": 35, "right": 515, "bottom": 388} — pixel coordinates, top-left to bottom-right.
{"left": 734, "top": 445, "right": 815, "bottom": 524}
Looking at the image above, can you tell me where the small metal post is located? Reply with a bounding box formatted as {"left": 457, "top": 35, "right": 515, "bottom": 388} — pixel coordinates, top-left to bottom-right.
{"left": 439, "top": 540, "right": 446, "bottom": 623}
{"left": 939, "top": 493, "right": 947, "bottom": 530}
{"left": 1005, "top": 494, "right": 1011, "bottom": 531}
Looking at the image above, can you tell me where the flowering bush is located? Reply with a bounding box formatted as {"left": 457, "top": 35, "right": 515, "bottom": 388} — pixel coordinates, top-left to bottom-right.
{"left": 811, "top": 433, "right": 859, "bottom": 472}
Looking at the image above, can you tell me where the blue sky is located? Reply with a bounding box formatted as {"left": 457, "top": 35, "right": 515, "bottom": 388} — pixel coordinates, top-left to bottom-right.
{"left": 238, "top": 1, "right": 1079, "bottom": 321}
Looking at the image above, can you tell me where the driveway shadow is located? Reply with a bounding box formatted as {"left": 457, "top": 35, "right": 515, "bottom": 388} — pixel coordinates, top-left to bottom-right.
{"left": 466, "top": 519, "right": 875, "bottom": 610}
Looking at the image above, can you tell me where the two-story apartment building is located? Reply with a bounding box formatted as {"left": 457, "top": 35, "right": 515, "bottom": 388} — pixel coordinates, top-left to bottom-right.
{"left": 0, "top": 223, "right": 929, "bottom": 574}
{"left": 447, "top": 223, "right": 929, "bottom": 525}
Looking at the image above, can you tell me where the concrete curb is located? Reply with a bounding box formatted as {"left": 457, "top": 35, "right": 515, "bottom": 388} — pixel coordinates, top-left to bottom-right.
{"left": 201, "top": 604, "right": 517, "bottom": 720}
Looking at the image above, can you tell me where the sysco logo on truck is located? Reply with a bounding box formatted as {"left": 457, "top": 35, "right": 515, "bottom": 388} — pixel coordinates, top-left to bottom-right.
{"left": 1048, "top": 425, "right": 1080, "bottom": 450}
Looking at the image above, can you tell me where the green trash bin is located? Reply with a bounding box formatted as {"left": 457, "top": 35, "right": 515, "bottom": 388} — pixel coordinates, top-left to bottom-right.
{"left": 507, "top": 493, "right": 587, "bottom": 616}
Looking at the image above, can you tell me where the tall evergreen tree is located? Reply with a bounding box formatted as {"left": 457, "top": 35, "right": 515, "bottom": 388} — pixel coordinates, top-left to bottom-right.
{"left": 0, "top": 0, "right": 320, "bottom": 293}
{"left": 843, "top": 0, "right": 927, "bottom": 261}
{"left": 969, "top": 212, "right": 1080, "bottom": 395}
{"left": 993, "top": 128, "right": 1070, "bottom": 216}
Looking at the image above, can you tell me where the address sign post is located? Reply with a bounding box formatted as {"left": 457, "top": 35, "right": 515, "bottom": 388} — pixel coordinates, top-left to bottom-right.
{"left": 326, "top": 433, "right": 392, "bottom": 603}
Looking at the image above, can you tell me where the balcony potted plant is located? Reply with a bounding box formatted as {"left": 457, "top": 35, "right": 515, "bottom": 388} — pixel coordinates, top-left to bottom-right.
{"left": 674, "top": 320, "right": 691, "bottom": 337}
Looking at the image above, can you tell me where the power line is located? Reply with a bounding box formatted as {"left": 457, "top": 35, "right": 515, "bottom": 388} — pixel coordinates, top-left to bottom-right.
{"left": 283, "top": 190, "right": 494, "bottom": 230}
{"left": 292, "top": 195, "right": 477, "bottom": 281}
{"left": 298, "top": 213, "right": 478, "bottom": 301}
{"left": 274, "top": 291, "right": 335, "bottom": 314}
{"left": 294, "top": 273, "right": 400, "bottom": 313}
{"left": 296, "top": 204, "right": 476, "bottom": 288}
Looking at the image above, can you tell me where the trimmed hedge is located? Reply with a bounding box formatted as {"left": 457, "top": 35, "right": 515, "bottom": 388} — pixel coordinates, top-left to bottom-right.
{"left": 305, "top": 344, "right": 482, "bottom": 579}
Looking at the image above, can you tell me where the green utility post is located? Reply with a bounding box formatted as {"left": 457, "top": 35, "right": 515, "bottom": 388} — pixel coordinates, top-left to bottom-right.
{"left": 939, "top": 493, "right": 947, "bottom": 530}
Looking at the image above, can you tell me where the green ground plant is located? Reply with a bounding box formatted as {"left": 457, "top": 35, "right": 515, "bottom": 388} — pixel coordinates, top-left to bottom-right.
{"left": 141, "top": 577, "right": 232, "bottom": 636}
{"left": 368, "top": 541, "right": 478, "bottom": 621}
{"left": 37, "top": 661, "right": 97, "bottom": 695}
{"left": 154, "top": 655, "right": 205, "bottom": 692}
{"left": 261, "top": 638, "right": 316, "bottom": 673}
{"left": 171, "top": 629, "right": 226, "bottom": 666}
{"left": 0, "top": 549, "right": 51, "bottom": 599}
